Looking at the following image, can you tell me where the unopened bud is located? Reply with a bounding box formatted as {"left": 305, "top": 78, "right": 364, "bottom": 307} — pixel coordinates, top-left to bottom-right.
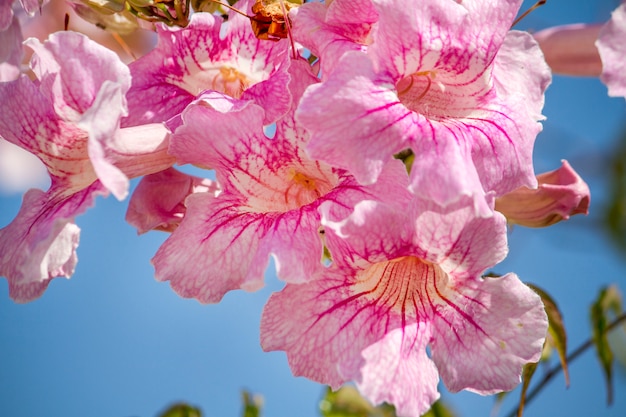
{"left": 77, "top": 0, "right": 127, "bottom": 14}
{"left": 533, "top": 24, "right": 603, "bottom": 77}
{"left": 495, "top": 160, "right": 590, "bottom": 227}
{"left": 70, "top": 3, "right": 139, "bottom": 34}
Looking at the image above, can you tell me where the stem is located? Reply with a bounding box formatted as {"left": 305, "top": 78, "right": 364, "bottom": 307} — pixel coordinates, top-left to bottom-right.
{"left": 505, "top": 311, "right": 626, "bottom": 417}
{"left": 511, "top": 0, "right": 547, "bottom": 28}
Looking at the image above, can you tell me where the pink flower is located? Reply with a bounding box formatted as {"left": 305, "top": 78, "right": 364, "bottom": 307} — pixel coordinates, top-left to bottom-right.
{"left": 533, "top": 24, "right": 603, "bottom": 77}
{"left": 0, "top": 31, "right": 173, "bottom": 302}
{"left": 261, "top": 198, "right": 548, "bottom": 416}
{"left": 126, "top": 167, "right": 220, "bottom": 234}
{"left": 597, "top": 3, "right": 626, "bottom": 98}
{"left": 123, "top": 1, "right": 291, "bottom": 127}
{"left": 1, "top": 0, "right": 49, "bottom": 31}
{"left": 291, "top": 0, "right": 377, "bottom": 78}
{"left": 0, "top": 15, "right": 22, "bottom": 81}
{"left": 534, "top": 3, "right": 626, "bottom": 98}
{"left": 495, "top": 160, "right": 590, "bottom": 227}
{"left": 297, "top": 0, "right": 550, "bottom": 216}
{"left": 151, "top": 60, "right": 410, "bottom": 303}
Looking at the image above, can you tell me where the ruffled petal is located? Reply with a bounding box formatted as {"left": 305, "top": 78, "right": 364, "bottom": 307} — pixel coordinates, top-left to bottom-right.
{"left": 369, "top": 0, "right": 521, "bottom": 83}
{"left": 0, "top": 185, "right": 106, "bottom": 302}
{"left": 0, "top": 0, "right": 13, "bottom": 31}
{"left": 299, "top": 52, "right": 410, "bottom": 186}
{"left": 260, "top": 268, "right": 402, "bottom": 389}
{"left": 26, "top": 31, "right": 130, "bottom": 122}
{"left": 291, "top": 0, "right": 375, "bottom": 78}
{"left": 126, "top": 167, "right": 219, "bottom": 234}
{"left": 152, "top": 193, "right": 271, "bottom": 303}
{"left": 597, "top": 3, "right": 626, "bottom": 98}
{"left": 430, "top": 273, "right": 548, "bottom": 394}
{"left": 534, "top": 24, "right": 603, "bottom": 77}
{"left": 0, "top": 17, "right": 22, "bottom": 81}
{"left": 124, "top": 11, "right": 290, "bottom": 127}
{"left": 356, "top": 326, "right": 440, "bottom": 417}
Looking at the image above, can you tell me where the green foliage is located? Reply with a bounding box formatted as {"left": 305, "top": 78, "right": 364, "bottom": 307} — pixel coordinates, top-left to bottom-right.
{"left": 393, "top": 149, "right": 415, "bottom": 174}
{"left": 516, "top": 362, "right": 538, "bottom": 417}
{"left": 590, "top": 285, "right": 623, "bottom": 405}
{"left": 422, "top": 399, "right": 456, "bottom": 417}
{"left": 320, "top": 385, "right": 396, "bottom": 417}
{"left": 319, "top": 385, "right": 455, "bottom": 417}
{"left": 527, "top": 283, "right": 569, "bottom": 386}
{"left": 158, "top": 403, "right": 202, "bottom": 417}
{"left": 242, "top": 391, "right": 264, "bottom": 417}
{"left": 605, "top": 130, "right": 626, "bottom": 251}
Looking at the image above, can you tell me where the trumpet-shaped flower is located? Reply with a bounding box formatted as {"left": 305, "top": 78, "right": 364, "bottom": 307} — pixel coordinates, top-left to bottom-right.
{"left": 291, "top": 0, "right": 377, "bottom": 78}
{"left": 152, "top": 60, "right": 410, "bottom": 303}
{"left": 126, "top": 167, "right": 220, "bottom": 234}
{"left": 298, "top": 0, "right": 550, "bottom": 216}
{"left": 495, "top": 160, "right": 590, "bottom": 227}
{"left": 0, "top": 15, "right": 22, "bottom": 81}
{"left": 0, "top": 32, "right": 174, "bottom": 302}
{"left": 261, "top": 198, "right": 548, "bottom": 417}
{"left": 123, "top": 1, "right": 291, "bottom": 127}
{"left": 597, "top": 3, "right": 626, "bottom": 98}
{"left": 534, "top": 2, "right": 626, "bottom": 99}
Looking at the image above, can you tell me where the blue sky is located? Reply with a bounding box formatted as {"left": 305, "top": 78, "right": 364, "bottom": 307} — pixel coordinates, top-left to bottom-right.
{"left": 1, "top": 1, "right": 626, "bottom": 416}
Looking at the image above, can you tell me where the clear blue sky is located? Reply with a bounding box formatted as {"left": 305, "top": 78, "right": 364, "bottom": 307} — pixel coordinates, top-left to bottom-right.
{"left": 1, "top": 1, "right": 626, "bottom": 416}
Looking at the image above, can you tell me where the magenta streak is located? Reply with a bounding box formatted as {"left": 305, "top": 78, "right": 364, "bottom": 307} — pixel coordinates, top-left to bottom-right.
{"left": 25, "top": 184, "right": 95, "bottom": 237}
{"left": 373, "top": 108, "right": 414, "bottom": 136}
{"left": 464, "top": 122, "right": 498, "bottom": 154}
{"left": 422, "top": 270, "right": 461, "bottom": 343}
{"left": 199, "top": 206, "right": 255, "bottom": 244}
{"left": 464, "top": 112, "right": 517, "bottom": 147}
{"left": 441, "top": 232, "right": 472, "bottom": 272}
{"left": 454, "top": 286, "right": 489, "bottom": 310}
{"left": 361, "top": 100, "right": 404, "bottom": 118}
{"left": 431, "top": 273, "right": 487, "bottom": 337}
{"left": 312, "top": 263, "right": 397, "bottom": 330}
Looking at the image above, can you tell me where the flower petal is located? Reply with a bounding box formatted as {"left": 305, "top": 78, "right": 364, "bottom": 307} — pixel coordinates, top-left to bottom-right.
{"left": 26, "top": 31, "right": 130, "bottom": 122}
{"left": 152, "top": 193, "right": 271, "bottom": 303}
{"left": 0, "top": 16, "right": 23, "bottom": 81}
{"left": 534, "top": 24, "right": 603, "bottom": 77}
{"left": 597, "top": 3, "right": 626, "bottom": 98}
{"left": 126, "top": 167, "right": 219, "bottom": 234}
{"left": 430, "top": 273, "right": 548, "bottom": 394}
{"left": 357, "top": 326, "right": 440, "bottom": 417}
{"left": 0, "top": 185, "right": 106, "bottom": 302}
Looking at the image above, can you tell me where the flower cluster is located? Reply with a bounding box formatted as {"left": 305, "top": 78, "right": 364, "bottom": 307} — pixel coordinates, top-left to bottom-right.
{"left": 2, "top": 0, "right": 616, "bottom": 415}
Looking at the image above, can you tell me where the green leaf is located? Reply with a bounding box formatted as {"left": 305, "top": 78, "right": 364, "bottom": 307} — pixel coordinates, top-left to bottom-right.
{"left": 158, "top": 403, "right": 202, "bottom": 417}
{"left": 422, "top": 399, "right": 456, "bottom": 417}
{"left": 527, "top": 283, "right": 569, "bottom": 386}
{"left": 590, "top": 285, "right": 623, "bottom": 405}
{"left": 320, "top": 386, "right": 379, "bottom": 417}
{"left": 604, "top": 131, "right": 626, "bottom": 252}
{"left": 516, "top": 361, "right": 538, "bottom": 417}
{"left": 241, "top": 391, "right": 263, "bottom": 417}
{"left": 393, "top": 149, "right": 415, "bottom": 174}
{"left": 319, "top": 386, "right": 454, "bottom": 417}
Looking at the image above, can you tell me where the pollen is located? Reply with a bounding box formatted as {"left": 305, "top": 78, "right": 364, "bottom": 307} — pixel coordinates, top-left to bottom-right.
{"left": 290, "top": 170, "right": 318, "bottom": 191}
{"left": 212, "top": 66, "right": 250, "bottom": 98}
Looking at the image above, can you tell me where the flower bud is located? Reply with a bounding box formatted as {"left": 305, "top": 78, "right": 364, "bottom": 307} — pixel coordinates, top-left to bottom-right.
{"left": 77, "top": 0, "right": 126, "bottom": 14}
{"left": 495, "top": 160, "right": 590, "bottom": 227}
{"left": 533, "top": 24, "right": 603, "bottom": 77}
{"left": 70, "top": 3, "right": 139, "bottom": 34}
